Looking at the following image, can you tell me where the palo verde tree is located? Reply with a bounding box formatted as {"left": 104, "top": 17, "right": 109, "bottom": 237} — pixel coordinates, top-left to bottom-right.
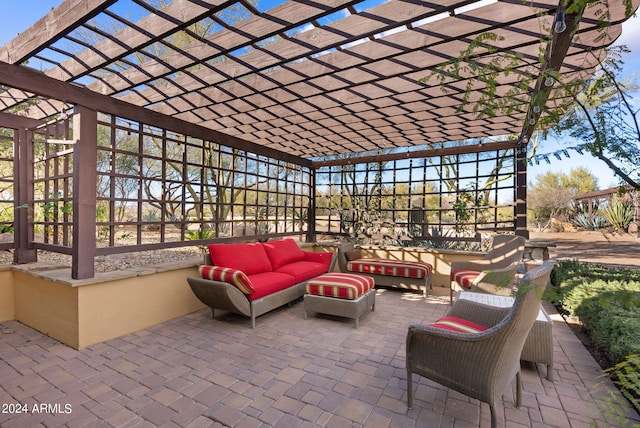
{"left": 544, "top": 45, "right": 640, "bottom": 189}
{"left": 427, "top": 0, "right": 637, "bottom": 186}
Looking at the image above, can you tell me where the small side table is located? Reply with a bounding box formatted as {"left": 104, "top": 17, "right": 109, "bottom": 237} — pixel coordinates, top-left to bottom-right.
{"left": 457, "top": 291, "right": 554, "bottom": 381}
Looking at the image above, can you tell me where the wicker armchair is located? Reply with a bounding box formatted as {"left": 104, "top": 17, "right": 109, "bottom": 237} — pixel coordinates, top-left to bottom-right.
{"left": 449, "top": 234, "right": 526, "bottom": 303}
{"left": 406, "top": 260, "right": 555, "bottom": 428}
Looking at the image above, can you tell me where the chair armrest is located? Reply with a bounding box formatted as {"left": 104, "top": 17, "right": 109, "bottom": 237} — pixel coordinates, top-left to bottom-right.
{"left": 445, "top": 299, "right": 510, "bottom": 328}
{"left": 451, "top": 256, "right": 516, "bottom": 271}
{"left": 452, "top": 260, "right": 519, "bottom": 282}
{"left": 476, "top": 262, "right": 521, "bottom": 295}
{"left": 451, "top": 259, "right": 494, "bottom": 271}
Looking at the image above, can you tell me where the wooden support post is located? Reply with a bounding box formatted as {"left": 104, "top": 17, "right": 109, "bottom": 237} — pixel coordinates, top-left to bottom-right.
{"left": 306, "top": 169, "right": 316, "bottom": 243}
{"left": 72, "top": 106, "right": 97, "bottom": 279}
{"left": 13, "top": 128, "right": 37, "bottom": 264}
{"left": 515, "top": 143, "right": 529, "bottom": 239}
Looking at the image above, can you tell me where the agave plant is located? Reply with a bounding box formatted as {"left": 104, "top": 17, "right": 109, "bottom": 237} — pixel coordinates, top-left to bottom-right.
{"left": 185, "top": 227, "right": 216, "bottom": 254}
{"left": 600, "top": 200, "right": 635, "bottom": 231}
{"left": 572, "top": 212, "right": 608, "bottom": 230}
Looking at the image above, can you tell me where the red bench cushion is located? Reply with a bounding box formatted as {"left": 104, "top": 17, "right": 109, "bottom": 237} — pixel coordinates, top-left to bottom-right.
{"left": 429, "top": 316, "right": 488, "bottom": 333}
{"left": 347, "top": 258, "right": 432, "bottom": 279}
{"left": 199, "top": 265, "right": 255, "bottom": 294}
{"left": 208, "top": 243, "right": 272, "bottom": 275}
{"left": 451, "top": 269, "right": 481, "bottom": 289}
{"left": 306, "top": 273, "right": 374, "bottom": 300}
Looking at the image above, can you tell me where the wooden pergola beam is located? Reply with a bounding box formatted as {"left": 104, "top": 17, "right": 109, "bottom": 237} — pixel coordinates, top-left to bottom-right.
{"left": 0, "top": 0, "right": 117, "bottom": 65}
{"left": 0, "top": 111, "right": 42, "bottom": 129}
{"left": 312, "top": 140, "right": 519, "bottom": 168}
{"left": 0, "top": 60, "right": 313, "bottom": 168}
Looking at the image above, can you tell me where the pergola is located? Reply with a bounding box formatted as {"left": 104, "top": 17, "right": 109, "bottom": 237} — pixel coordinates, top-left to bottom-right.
{"left": 0, "top": 0, "right": 637, "bottom": 278}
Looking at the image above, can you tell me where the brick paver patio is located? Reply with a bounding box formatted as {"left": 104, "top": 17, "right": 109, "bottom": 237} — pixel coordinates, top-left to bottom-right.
{"left": 1, "top": 286, "right": 638, "bottom": 427}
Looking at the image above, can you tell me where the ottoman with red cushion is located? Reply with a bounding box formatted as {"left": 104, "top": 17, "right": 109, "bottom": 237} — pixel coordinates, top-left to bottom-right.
{"left": 304, "top": 273, "right": 376, "bottom": 328}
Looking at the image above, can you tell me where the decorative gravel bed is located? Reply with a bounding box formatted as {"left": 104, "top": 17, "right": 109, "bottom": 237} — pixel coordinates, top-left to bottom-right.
{"left": 0, "top": 246, "right": 201, "bottom": 273}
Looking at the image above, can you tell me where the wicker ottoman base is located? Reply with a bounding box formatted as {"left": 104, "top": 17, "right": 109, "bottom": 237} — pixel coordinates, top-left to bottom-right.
{"left": 304, "top": 273, "right": 376, "bottom": 328}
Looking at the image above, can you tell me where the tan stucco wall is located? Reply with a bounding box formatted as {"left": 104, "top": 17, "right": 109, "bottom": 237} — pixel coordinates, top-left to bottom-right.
{"left": 6, "top": 263, "right": 204, "bottom": 349}
{"left": 14, "top": 270, "right": 80, "bottom": 347}
{"left": 0, "top": 267, "right": 15, "bottom": 322}
{"left": 77, "top": 266, "right": 204, "bottom": 349}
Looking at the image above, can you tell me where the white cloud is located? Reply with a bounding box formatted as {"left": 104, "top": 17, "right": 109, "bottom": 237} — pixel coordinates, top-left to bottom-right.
{"left": 614, "top": 14, "right": 640, "bottom": 53}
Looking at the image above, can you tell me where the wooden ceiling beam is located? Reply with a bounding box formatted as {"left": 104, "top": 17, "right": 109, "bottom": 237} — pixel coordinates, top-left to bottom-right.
{"left": 0, "top": 0, "right": 117, "bottom": 65}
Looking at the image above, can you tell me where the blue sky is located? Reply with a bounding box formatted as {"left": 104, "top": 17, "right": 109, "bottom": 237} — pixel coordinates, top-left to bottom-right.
{"left": 1, "top": 1, "right": 638, "bottom": 189}
{"left": 0, "top": 2, "right": 62, "bottom": 46}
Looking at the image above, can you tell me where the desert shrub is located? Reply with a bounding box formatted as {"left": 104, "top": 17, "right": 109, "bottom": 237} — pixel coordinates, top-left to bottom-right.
{"left": 553, "top": 260, "right": 640, "bottom": 363}
{"left": 611, "top": 354, "right": 640, "bottom": 411}
{"left": 553, "top": 260, "right": 640, "bottom": 415}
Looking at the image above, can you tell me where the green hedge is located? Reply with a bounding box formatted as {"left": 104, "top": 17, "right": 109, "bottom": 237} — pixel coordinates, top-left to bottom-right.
{"left": 552, "top": 260, "right": 640, "bottom": 364}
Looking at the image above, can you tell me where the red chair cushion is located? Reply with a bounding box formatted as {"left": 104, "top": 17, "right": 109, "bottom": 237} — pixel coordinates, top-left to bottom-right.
{"left": 347, "top": 258, "right": 432, "bottom": 279}
{"left": 199, "top": 265, "right": 255, "bottom": 294}
{"left": 306, "top": 273, "right": 375, "bottom": 300}
{"left": 429, "top": 316, "right": 488, "bottom": 333}
{"left": 451, "top": 269, "right": 481, "bottom": 289}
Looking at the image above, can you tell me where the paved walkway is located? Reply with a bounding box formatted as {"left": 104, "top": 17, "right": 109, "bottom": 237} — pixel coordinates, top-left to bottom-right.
{"left": 530, "top": 230, "right": 640, "bottom": 269}
{"left": 1, "top": 285, "right": 638, "bottom": 427}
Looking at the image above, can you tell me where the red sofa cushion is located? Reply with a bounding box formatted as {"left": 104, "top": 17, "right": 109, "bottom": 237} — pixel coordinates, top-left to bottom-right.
{"left": 275, "top": 260, "right": 329, "bottom": 283}
{"left": 261, "top": 238, "right": 306, "bottom": 270}
{"left": 306, "top": 273, "right": 374, "bottom": 300}
{"left": 199, "top": 265, "right": 255, "bottom": 294}
{"left": 429, "top": 316, "right": 488, "bottom": 333}
{"left": 451, "top": 269, "right": 481, "bottom": 289}
{"left": 246, "top": 272, "right": 297, "bottom": 300}
{"left": 208, "top": 242, "right": 272, "bottom": 275}
{"left": 347, "top": 258, "right": 432, "bottom": 279}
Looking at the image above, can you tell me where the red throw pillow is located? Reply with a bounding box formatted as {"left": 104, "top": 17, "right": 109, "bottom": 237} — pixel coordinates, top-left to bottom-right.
{"left": 208, "top": 243, "right": 272, "bottom": 275}
{"left": 199, "top": 265, "right": 255, "bottom": 294}
{"left": 261, "top": 238, "right": 306, "bottom": 270}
